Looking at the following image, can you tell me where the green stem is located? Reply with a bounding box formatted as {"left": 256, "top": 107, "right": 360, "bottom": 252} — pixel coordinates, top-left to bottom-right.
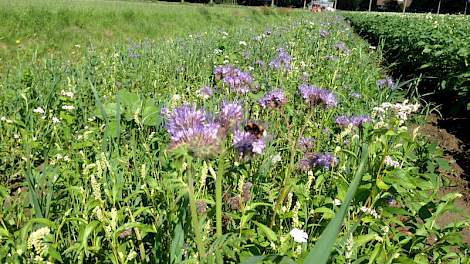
{"left": 187, "top": 165, "right": 206, "bottom": 258}
{"left": 216, "top": 150, "right": 226, "bottom": 238}
{"left": 271, "top": 110, "right": 313, "bottom": 226}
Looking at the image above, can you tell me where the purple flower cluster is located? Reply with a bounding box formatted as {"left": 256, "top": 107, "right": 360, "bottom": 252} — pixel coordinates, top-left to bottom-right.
{"left": 377, "top": 78, "right": 395, "bottom": 89}
{"left": 269, "top": 48, "right": 292, "bottom": 71}
{"left": 165, "top": 105, "right": 222, "bottom": 158}
{"left": 258, "top": 89, "right": 288, "bottom": 109}
{"left": 298, "top": 84, "right": 338, "bottom": 108}
{"left": 320, "top": 29, "right": 329, "bottom": 38}
{"left": 214, "top": 65, "right": 255, "bottom": 94}
{"left": 335, "top": 115, "right": 371, "bottom": 128}
{"left": 299, "top": 152, "right": 338, "bottom": 171}
{"left": 218, "top": 101, "right": 244, "bottom": 129}
{"left": 233, "top": 130, "right": 266, "bottom": 157}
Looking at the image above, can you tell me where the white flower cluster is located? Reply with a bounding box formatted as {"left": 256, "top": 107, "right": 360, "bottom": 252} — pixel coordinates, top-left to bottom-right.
{"left": 360, "top": 206, "right": 380, "bottom": 219}
{"left": 290, "top": 228, "right": 308, "bottom": 243}
{"left": 0, "top": 116, "right": 13, "bottom": 123}
{"left": 28, "top": 227, "right": 50, "bottom": 257}
{"left": 372, "top": 100, "right": 420, "bottom": 127}
{"left": 60, "top": 90, "right": 75, "bottom": 99}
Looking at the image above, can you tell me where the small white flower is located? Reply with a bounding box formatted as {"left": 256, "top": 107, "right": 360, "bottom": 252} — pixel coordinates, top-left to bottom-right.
{"left": 14, "top": 134, "right": 20, "bottom": 139}
{"left": 334, "top": 199, "right": 342, "bottom": 206}
{"left": 62, "top": 105, "right": 75, "bottom": 111}
{"left": 271, "top": 154, "right": 282, "bottom": 164}
{"left": 369, "top": 45, "right": 377, "bottom": 50}
{"left": 33, "top": 107, "right": 45, "bottom": 114}
{"left": 221, "top": 31, "right": 229, "bottom": 36}
{"left": 213, "top": 48, "right": 222, "bottom": 54}
{"left": 290, "top": 228, "right": 308, "bottom": 243}
{"left": 56, "top": 154, "right": 63, "bottom": 160}
{"left": 223, "top": 60, "right": 230, "bottom": 64}
{"left": 63, "top": 156, "right": 70, "bottom": 162}
{"left": 61, "top": 90, "right": 75, "bottom": 99}
{"left": 239, "top": 41, "right": 248, "bottom": 46}
{"left": 0, "top": 116, "right": 6, "bottom": 121}
{"left": 52, "top": 116, "right": 60, "bottom": 124}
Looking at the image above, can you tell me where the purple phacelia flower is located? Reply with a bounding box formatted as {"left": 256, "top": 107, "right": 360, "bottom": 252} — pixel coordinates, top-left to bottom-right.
{"left": 377, "top": 78, "right": 395, "bottom": 89}
{"left": 214, "top": 65, "right": 255, "bottom": 94}
{"left": 298, "top": 136, "right": 314, "bottom": 151}
{"left": 198, "top": 85, "right": 216, "bottom": 99}
{"left": 299, "top": 84, "right": 338, "bottom": 108}
{"left": 218, "top": 101, "right": 244, "bottom": 130}
{"left": 233, "top": 130, "right": 265, "bottom": 156}
{"left": 320, "top": 29, "right": 329, "bottom": 38}
{"left": 269, "top": 48, "right": 292, "bottom": 71}
{"left": 335, "top": 115, "right": 371, "bottom": 128}
{"left": 165, "top": 105, "right": 222, "bottom": 158}
{"left": 299, "top": 152, "right": 338, "bottom": 171}
{"left": 259, "top": 89, "right": 288, "bottom": 109}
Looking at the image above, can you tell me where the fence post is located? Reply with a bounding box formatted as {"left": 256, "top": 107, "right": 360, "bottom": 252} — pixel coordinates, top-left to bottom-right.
{"left": 402, "top": 0, "right": 407, "bottom": 13}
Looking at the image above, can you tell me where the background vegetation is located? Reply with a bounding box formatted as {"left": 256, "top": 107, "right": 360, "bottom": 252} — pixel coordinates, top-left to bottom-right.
{"left": 344, "top": 12, "right": 470, "bottom": 114}
{"left": 0, "top": 0, "right": 468, "bottom": 263}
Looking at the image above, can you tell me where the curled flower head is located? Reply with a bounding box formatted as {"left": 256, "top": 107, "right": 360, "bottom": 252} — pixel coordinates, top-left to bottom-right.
{"left": 198, "top": 85, "right": 216, "bottom": 99}
{"left": 299, "top": 152, "right": 337, "bottom": 171}
{"left": 214, "top": 65, "right": 255, "bottom": 94}
{"left": 320, "top": 29, "right": 329, "bottom": 38}
{"left": 299, "top": 84, "right": 338, "bottom": 108}
{"left": 298, "top": 136, "right": 314, "bottom": 151}
{"left": 218, "top": 101, "right": 244, "bottom": 130}
{"left": 259, "top": 89, "right": 288, "bottom": 109}
{"left": 269, "top": 48, "right": 292, "bottom": 71}
{"left": 233, "top": 130, "right": 266, "bottom": 157}
{"left": 165, "top": 105, "right": 222, "bottom": 158}
{"left": 335, "top": 42, "right": 350, "bottom": 54}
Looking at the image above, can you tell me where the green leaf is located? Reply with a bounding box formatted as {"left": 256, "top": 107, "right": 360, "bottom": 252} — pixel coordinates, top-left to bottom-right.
{"left": 314, "top": 207, "right": 335, "bottom": 219}
{"left": 253, "top": 221, "right": 277, "bottom": 242}
{"left": 170, "top": 223, "right": 184, "bottom": 264}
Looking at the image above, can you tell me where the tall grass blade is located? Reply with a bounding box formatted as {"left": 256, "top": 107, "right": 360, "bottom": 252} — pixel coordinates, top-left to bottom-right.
{"left": 305, "top": 144, "right": 369, "bottom": 264}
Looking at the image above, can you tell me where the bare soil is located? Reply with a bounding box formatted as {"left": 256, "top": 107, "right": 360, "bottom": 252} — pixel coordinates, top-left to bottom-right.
{"left": 418, "top": 114, "right": 470, "bottom": 245}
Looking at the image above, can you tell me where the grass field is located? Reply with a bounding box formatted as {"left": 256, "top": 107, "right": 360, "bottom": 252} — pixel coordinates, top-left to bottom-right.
{"left": 0, "top": 0, "right": 297, "bottom": 63}
{"left": 0, "top": 1, "right": 468, "bottom": 263}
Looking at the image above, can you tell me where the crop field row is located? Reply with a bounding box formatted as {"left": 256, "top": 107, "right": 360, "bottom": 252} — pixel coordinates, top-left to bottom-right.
{"left": 0, "top": 1, "right": 468, "bottom": 263}
{"left": 343, "top": 12, "right": 470, "bottom": 114}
